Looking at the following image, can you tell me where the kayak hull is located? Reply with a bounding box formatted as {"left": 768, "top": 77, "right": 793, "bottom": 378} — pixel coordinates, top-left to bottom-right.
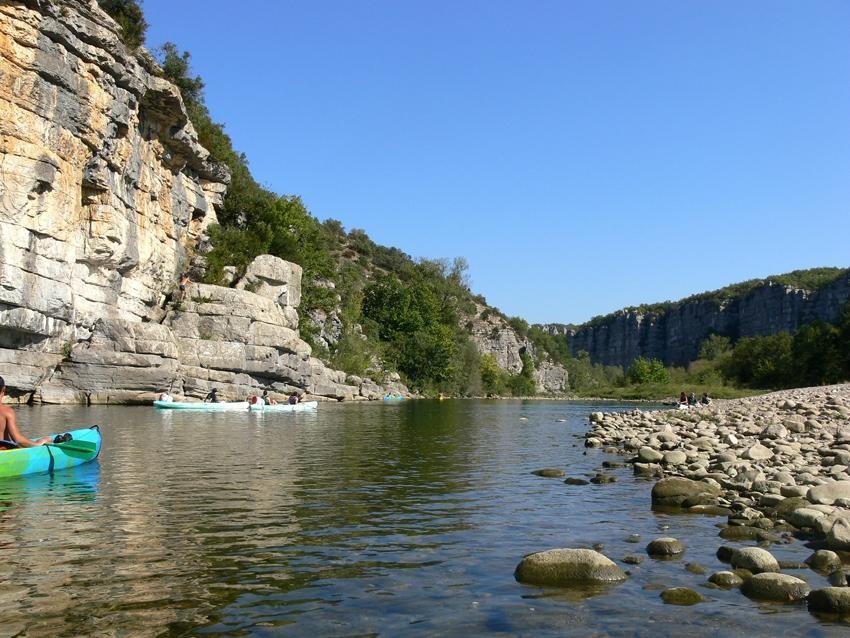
{"left": 154, "top": 400, "right": 318, "bottom": 412}
{"left": 154, "top": 400, "right": 249, "bottom": 411}
{"left": 0, "top": 426, "right": 102, "bottom": 479}
{"left": 248, "top": 401, "right": 318, "bottom": 412}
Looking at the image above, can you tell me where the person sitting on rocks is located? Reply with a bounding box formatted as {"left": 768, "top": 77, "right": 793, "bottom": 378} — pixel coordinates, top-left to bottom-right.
{"left": 678, "top": 392, "right": 688, "bottom": 406}
{"left": 204, "top": 388, "right": 219, "bottom": 403}
{"left": 288, "top": 392, "right": 300, "bottom": 405}
{"left": 0, "top": 376, "right": 52, "bottom": 449}
{"left": 700, "top": 392, "right": 711, "bottom": 405}
{"left": 688, "top": 392, "right": 697, "bottom": 406}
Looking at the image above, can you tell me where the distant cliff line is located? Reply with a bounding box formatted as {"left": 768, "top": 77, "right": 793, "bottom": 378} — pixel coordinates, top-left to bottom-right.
{"left": 540, "top": 267, "right": 850, "bottom": 369}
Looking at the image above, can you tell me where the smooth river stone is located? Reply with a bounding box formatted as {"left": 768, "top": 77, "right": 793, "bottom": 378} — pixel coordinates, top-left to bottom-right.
{"left": 514, "top": 549, "right": 628, "bottom": 586}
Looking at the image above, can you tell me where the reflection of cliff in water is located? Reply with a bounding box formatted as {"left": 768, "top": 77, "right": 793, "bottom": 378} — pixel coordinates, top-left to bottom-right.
{"left": 189, "top": 400, "right": 485, "bottom": 632}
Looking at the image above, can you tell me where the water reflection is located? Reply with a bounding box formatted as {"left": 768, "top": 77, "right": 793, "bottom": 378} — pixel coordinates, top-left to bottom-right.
{"left": 0, "top": 402, "right": 842, "bottom": 636}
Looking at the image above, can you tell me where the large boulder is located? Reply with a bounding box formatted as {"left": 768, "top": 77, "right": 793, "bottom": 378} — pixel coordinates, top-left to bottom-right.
{"left": 808, "top": 587, "right": 850, "bottom": 614}
{"left": 741, "top": 573, "right": 810, "bottom": 602}
{"left": 514, "top": 549, "right": 628, "bottom": 586}
{"left": 826, "top": 518, "right": 850, "bottom": 551}
{"left": 730, "top": 547, "right": 780, "bottom": 574}
{"left": 235, "top": 255, "right": 302, "bottom": 308}
{"left": 808, "top": 481, "right": 850, "bottom": 506}
{"left": 651, "top": 477, "right": 720, "bottom": 507}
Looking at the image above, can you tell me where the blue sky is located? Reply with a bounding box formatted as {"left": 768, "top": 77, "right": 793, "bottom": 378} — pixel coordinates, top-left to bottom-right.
{"left": 143, "top": 1, "right": 850, "bottom": 324}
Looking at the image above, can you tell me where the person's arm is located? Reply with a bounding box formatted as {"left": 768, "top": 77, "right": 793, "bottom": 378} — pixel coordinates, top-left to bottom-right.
{"left": 1, "top": 410, "right": 50, "bottom": 447}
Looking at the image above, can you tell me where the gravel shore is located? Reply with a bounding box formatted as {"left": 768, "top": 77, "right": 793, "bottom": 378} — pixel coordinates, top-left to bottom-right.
{"left": 578, "top": 383, "right": 850, "bottom": 611}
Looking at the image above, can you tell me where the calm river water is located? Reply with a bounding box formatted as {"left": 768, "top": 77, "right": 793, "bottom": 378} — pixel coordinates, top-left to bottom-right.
{"left": 0, "top": 400, "right": 847, "bottom": 636}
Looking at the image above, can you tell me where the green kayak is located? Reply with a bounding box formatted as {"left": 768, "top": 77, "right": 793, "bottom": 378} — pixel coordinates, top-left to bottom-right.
{"left": 0, "top": 426, "right": 101, "bottom": 479}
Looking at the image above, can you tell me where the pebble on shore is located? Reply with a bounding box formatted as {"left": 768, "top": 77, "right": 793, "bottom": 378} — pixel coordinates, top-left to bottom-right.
{"left": 586, "top": 384, "right": 850, "bottom": 553}
{"left": 579, "top": 383, "right": 850, "bottom": 616}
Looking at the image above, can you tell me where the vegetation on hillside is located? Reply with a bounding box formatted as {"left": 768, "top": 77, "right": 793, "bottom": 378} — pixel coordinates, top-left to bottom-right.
{"left": 96, "top": 1, "right": 849, "bottom": 400}
{"left": 97, "top": 0, "right": 147, "bottom": 48}
{"left": 149, "top": 42, "right": 545, "bottom": 396}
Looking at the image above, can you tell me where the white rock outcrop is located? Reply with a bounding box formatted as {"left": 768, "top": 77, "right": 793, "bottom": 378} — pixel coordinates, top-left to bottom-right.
{"left": 0, "top": 1, "right": 407, "bottom": 403}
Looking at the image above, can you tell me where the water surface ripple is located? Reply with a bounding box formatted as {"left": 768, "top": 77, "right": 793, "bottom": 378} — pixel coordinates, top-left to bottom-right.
{"left": 0, "top": 401, "right": 846, "bottom": 636}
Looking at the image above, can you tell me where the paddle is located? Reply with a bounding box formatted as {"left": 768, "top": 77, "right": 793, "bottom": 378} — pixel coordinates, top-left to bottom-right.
{"left": 48, "top": 440, "right": 97, "bottom": 454}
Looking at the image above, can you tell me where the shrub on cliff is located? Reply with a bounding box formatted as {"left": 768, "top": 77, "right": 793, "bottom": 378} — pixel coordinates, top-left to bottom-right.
{"left": 98, "top": 0, "right": 147, "bottom": 48}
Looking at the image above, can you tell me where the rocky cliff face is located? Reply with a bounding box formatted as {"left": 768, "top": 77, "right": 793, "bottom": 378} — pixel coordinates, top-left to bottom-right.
{"left": 466, "top": 302, "right": 568, "bottom": 394}
{"left": 541, "top": 272, "right": 850, "bottom": 369}
{"left": 0, "top": 0, "right": 408, "bottom": 402}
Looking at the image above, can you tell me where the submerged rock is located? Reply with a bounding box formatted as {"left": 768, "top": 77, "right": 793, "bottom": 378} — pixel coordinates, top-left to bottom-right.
{"left": 514, "top": 549, "right": 628, "bottom": 586}
{"left": 646, "top": 538, "right": 686, "bottom": 557}
{"left": 660, "top": 587, "right": 704, "bottom": 605}
{"left": 807, "top": 587, "right": 850, "bottom": 614}
{"left": 708, "top": 571, "right": 744, "bottom": 588}
{"left": 805, "top": 550, "right": 842, "bottom": 574}
{"left": 533, "top": 468, "right": 565, "bottom": 478}
{"left": 742, "top": 573, "right": 810, "bottom": 602}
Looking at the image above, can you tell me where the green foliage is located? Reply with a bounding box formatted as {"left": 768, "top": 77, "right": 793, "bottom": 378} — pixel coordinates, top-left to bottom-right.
{"left": 791, "top": 321, "right": 843, "bottom": 385}
{"left": 479, "top": 354, "right": 508, "bottom": 395}
{"left": 722, "top": 333, "right": 793, "bottom": 388}
{"left": 699, "top": 334, "right": 732, "bottom": 361}
{"left": 507, "top": 350, "right": 536, "bottom": 396}
{"left": 627, "top": 357, "right": 671, "bottom": 384}
{"left": 507, "top": 317, "right": 529, "bottom": 338}
{"left": 361, "top": 272, "right": 465, "bottom": 391}
{"left": 158, "top": 43, "right": 204, "bottom": 107}
{"left": 719, "top": 302, "right": 850, "bottom": 389}
{"left": 527, "top": 326, "right": 570, "bottom": 364}
{"left": 98, "top": 0, "right": 147, "bottom": 48}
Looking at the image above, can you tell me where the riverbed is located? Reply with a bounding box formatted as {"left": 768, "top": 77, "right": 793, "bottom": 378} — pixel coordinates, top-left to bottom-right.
{"left": 0, "top": 400, "right": 846, "bottom": 636}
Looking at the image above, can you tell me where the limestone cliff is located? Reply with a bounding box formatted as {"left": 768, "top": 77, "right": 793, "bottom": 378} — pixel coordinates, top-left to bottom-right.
{"left": 465, "top": 302, "right": 568, "bottom": 394}
{"left": 0, "top": 0, "right": 408, "bottom": 402}
{"left": 541, "top": 270, "right": 850, "bottom": 369}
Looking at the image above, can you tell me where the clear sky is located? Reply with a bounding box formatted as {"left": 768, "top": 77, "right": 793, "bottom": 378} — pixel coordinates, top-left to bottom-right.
{"left": 142, "top": 0, "right": 850, "bottom": 325}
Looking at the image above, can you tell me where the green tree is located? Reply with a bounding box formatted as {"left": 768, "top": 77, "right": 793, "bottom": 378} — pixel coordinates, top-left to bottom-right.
{"left": 508, "top": 350, "right": 537, "bottom": 396}
{"left": 479, "top": 354, "right": 507, "bottom": 395}
{"left": 627, "top": 357, "right": 671, "bottom": 384}
{"left": 98, "top": 0, "right": 147, "bottom": 48}
{"left": 792, "top": 320, "right": 842, "bottom": 386}
{"left": 699, "top": 334, "right": 732, "bottom": 361}
{"left": 722, "top": 333, "right": 793, "bottom": 388}
{"left": 158, "top": 43, "right": 204, "bottom": 107}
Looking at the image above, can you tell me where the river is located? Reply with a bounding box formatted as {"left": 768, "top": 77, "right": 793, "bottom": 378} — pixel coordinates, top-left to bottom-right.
{"left": 0, "top": 400, "right": 846, "bottom": 636}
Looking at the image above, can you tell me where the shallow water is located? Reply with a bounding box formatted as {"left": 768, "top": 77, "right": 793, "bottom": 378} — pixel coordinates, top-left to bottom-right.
{"left": 0, "top": 400, "right": 847, "bottom": 636}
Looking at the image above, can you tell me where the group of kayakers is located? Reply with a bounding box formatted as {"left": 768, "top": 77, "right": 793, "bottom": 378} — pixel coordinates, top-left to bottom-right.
{"left": 156, "top": 387, "right": 303, "bottom": 406}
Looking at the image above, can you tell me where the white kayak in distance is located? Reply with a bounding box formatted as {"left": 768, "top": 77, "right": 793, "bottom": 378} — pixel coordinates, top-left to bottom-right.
{"left": 154, "top": 400, "right": 318, "bottom": 412}
{"left": 249, "top": 401, "right": 318, "bottom": 412}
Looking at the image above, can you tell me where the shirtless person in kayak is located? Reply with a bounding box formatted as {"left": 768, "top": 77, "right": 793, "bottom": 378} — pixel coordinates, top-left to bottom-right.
{"left": 0, "top": 376, "right": 52, "bottom": 448}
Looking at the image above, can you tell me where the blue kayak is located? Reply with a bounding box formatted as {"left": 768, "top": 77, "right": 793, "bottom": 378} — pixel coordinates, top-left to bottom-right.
{"left": 0, "top": 426, "right": 101, "bottom": 479}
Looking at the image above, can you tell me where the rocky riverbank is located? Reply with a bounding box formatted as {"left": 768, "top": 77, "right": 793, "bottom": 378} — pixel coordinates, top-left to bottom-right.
{"left": 571, "top": 383, "right": 850, "bottom": 613}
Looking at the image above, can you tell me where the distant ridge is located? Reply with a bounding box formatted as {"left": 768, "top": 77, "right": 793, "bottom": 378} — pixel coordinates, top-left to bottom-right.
{"left": 539, "top": 267, "right": 850, "bottom": 368}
